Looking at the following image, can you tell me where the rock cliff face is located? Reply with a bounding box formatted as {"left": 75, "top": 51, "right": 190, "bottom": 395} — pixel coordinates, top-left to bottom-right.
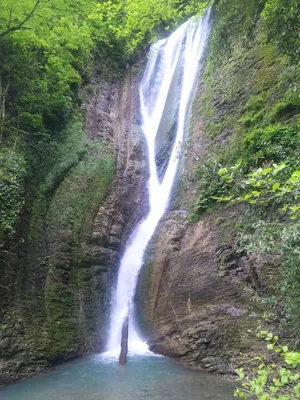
{"left": 137, "top": 207, "right": 268, "bottom": 373}
{"left": 136, "top": 8, "right": 292, "bottom": 372}
{"left": 0, "top": 70, "right": 148, "bottom": 385}
{"left": 82, "top": 73, "right": 149, "bottom": 348}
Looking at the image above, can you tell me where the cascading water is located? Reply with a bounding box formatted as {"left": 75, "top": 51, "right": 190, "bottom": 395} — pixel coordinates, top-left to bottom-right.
{"left": 106, "top": 9, "right": 211, "bottom": 356}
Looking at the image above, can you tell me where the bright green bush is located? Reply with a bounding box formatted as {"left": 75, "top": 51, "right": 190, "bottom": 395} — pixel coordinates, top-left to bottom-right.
{"left": 235, "top": 331, "right": 300, "bottom": 399}
{"left": 270, "top": 90, "right": 300, "bottom": 121}
{"left": 215, "top": 162, "right": 300, "bottom": 215}
{"left": 243, "top": 124, "right": 300, "bottom": 162}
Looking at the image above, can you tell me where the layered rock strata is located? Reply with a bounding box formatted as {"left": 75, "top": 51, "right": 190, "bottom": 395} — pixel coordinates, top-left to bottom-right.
{"left": 0, "top": 71, "right": 148, "bottom": 385}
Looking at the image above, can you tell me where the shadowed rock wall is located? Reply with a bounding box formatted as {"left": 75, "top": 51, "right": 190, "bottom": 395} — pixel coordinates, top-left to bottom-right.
{"left": 0, "top": 70, "right": 148, "bottom": 385}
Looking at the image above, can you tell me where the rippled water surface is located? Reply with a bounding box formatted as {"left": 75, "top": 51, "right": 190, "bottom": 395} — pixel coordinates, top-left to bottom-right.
{"left": 0, "top": 354, "right": 235, "bottom": 400}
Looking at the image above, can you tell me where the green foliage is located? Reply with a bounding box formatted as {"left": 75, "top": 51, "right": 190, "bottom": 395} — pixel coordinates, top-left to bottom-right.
{"left": 211, "top": 0, "right": 300, "bottom": 63}
{"left": 192, "top": 162, "right": 235, "bottom": 217}
{"left": 270, "top": 90, "right": 300, "bottom": 121}
{"left": 240, "top": 94, "right": 267, "bottom": 128}
{"left": 0, "top": 0, "right": 96, "bottom": 134}
{"left": 215, "top": 162, "right": 300, "bottom": 218}
{"left": 209, "top": 0, "right": 266, "bottom": 62}
{"left": 238, "top": 220, "right": 300, "bottom": 329}
{"left": 0, "top": 0, "right": 210, "bottom": 139}
{"left": 235, "top": 331, "right": 300, "bottom": 399}
{"left": 0, "top": 0, "right": 210, "bottom": 173}
{"left": 89, "top": 0, "right": 210, "bottom": 55}
{"left": 209, "top": 162, "right": 300, "bottom": 327}
{"left": 244, "top": 124, "right": 300, "bottom": 160}
{"left": 262, "top": 0, "right": 300, "bottom": 62}
{"left": 0, "top": 150, "right": 26, "bottom": 238}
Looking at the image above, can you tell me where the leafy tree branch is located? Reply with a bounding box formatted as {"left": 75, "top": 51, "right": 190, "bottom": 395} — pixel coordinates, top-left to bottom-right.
{"left": 0, "top": 0, "right": 41, "bottom": 38}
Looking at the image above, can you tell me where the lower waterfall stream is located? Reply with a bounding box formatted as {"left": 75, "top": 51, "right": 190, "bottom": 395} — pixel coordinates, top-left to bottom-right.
{"left": 0, "top": 11, "right": 236, "bottom": 400}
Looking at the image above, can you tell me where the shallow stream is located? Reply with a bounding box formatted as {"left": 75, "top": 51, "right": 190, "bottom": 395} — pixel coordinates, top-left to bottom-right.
{"left": 0, "top": 354, "right": 235, "bottom": 400}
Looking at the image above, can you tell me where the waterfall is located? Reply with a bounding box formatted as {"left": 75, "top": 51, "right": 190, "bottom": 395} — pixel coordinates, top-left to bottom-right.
{"left": 106, "top": 9, "right": 211, "bottom": 356}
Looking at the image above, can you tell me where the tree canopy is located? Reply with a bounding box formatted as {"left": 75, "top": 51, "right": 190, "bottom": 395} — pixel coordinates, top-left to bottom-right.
{"left": 0, "top": 0, "right": 209, "bottom": 236}
{"left": 0, "top": 0, "right": 209, "bottom": 139}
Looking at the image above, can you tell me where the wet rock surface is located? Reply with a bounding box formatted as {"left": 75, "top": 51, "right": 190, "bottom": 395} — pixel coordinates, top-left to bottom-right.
{"left": 137, "top": 206, "right": 277, "bottom": 373}
{"left": 137, "top": 209, "right": 254, "bottom": 373}
{"left": 0, "top": 71, "right": 148, "bottom": 385}
{"left": 154, "top": 52, "right": 182, "bottom": 181}
{"left": 80, "top": 73, "right": 149, "bottom": 351}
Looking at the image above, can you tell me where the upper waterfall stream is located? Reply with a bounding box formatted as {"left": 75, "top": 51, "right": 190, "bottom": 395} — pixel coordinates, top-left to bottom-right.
{"left": 107, "top": 10, "right": 211, "bottom": 355}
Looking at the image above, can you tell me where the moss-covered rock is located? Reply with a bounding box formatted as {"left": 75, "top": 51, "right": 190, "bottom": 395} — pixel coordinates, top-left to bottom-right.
{"left": 0, "top": 70, "right": 148, "bottom": 385}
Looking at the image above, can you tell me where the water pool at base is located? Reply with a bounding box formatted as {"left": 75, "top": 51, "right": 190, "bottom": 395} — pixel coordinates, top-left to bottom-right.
{"left": 0, "top": 354, "right": 235, "bottom": 400}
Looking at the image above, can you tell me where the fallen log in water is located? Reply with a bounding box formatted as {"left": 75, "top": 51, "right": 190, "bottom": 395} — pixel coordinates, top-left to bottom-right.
{"left": 119, "top": 316, "right": 129, "bottom": 365}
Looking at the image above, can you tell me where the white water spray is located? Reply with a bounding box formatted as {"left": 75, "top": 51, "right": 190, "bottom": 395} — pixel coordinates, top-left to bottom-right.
{"left": 106, "top": 10, "right": 211, "bottom": 356}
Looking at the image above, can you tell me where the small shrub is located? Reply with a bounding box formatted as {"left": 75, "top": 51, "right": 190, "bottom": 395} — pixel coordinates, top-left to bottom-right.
{"left": 235, "top": 331, "right": 300, "bottom": 399}
{"left": 270, "top": 91, "right": 300, "bottom": 121}
{"left": 243, "top": 123, "right": 300, "bottom": 162}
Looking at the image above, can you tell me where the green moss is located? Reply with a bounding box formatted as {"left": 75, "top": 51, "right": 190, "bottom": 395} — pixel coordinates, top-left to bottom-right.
{"left": 0, "top": 150, "right": 26, "bottom": 241}
{"left": 270, "top": 90, "right": 300, "bottom": 121}
{"left": 38, "top": 126, "right": 114, "bottom": 358}
{"left": 244, "top": 94, "right": 267, "bottom": 113}
{"left": 243, "top": 123, "right": 300, "bottom": 158}
{"left": 240, "top": 110, "right": 264, "bottom": 128}
{"left": 205, "top": 121, "right": 225, "bottom": 138}
{"left": 46, "top": 143, "right": 114, "bottom": 237}
{"left": 45, "top": 275, "right": 78, "bottom": 360}
{"left": 4, "top": 111, "right": 116, "bottom": 361}
{"left": 29, "top": 113, "right": 115, "bottom": 236}
{"left": 38, "top": 118, "right": 87, "bottom": 198}
{"left": 191, "top": 4, "right": 300, "bottom": 221}
{"left": 209, "top": 0, "right": 266, "bottom": 63}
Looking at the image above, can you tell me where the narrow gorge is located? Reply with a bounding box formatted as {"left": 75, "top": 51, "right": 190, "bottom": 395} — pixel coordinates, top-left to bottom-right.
{"left": 0, "top": 0, "right": 299, "bottom": 399}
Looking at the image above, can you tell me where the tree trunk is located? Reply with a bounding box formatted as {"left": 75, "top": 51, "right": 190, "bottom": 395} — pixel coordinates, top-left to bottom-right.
{"left": 119, "top": 316, "right": 129, "bottom": 366}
